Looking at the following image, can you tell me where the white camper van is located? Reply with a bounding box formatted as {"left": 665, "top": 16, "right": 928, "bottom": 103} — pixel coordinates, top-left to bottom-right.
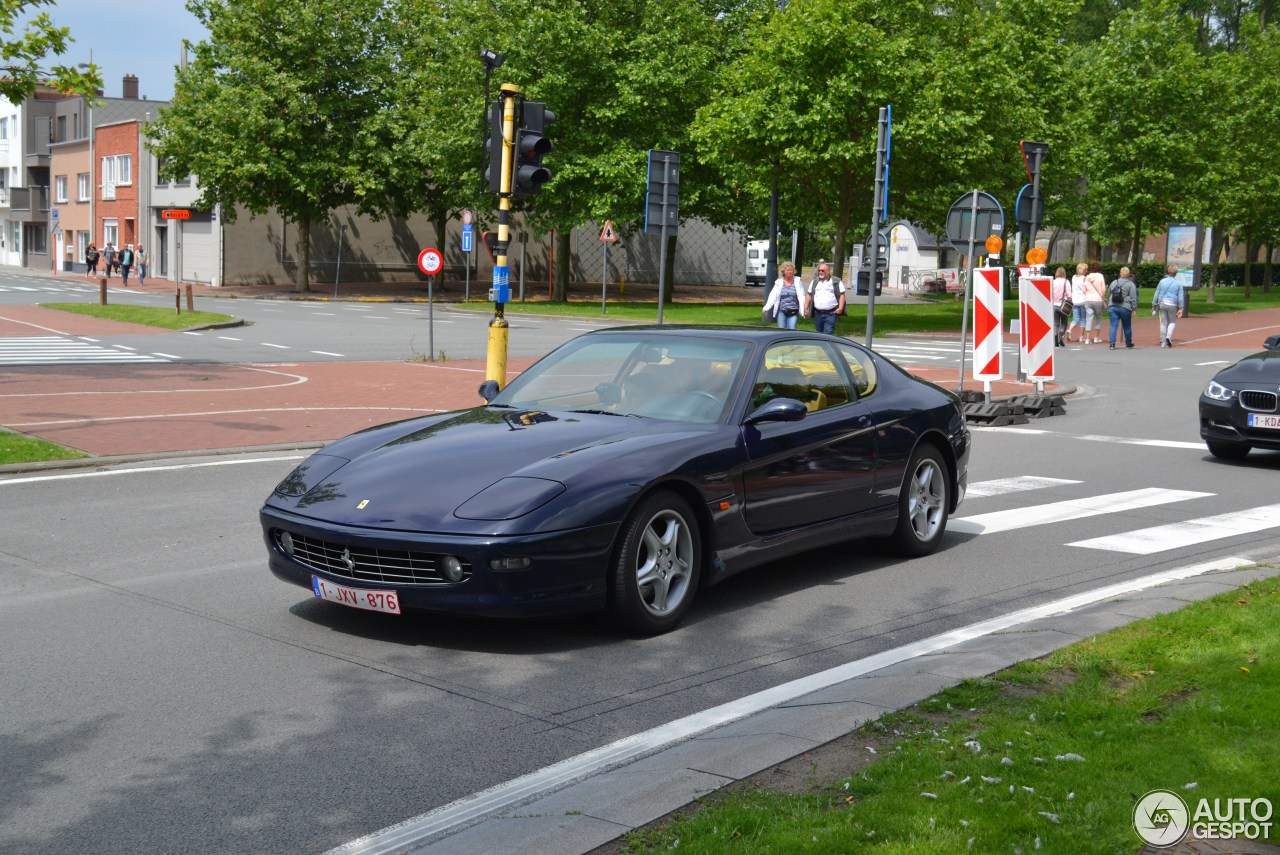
{"left": 745, "top": 240, "right": 769, "bottom": 286}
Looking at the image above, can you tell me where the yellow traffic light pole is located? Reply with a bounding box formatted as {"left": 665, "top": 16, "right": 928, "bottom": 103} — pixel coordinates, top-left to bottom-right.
{"left": 486, "top": 83, "right": 520, "bottom": 388}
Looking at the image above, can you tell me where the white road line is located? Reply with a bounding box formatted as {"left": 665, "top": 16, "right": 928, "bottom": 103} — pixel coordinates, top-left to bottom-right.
{"left": 975, "top": 426, "right": 1206, "bottom": 450}
{"left": 183, "top": 331, "right": 203, "bottom": 336}
{"left": 1196, "top": 361, "right": 1231, "bottom": 366}
{"left": 950, "top": 488, "right": 1213, "bottom": 535}
{"left": 311, "top": 350, "right": 344, "bottom": 357}
{"left": 1070, "top": 503, "right": 1280, "bottom": 554}
{"left": 262, "top": 342, "right": 290, "bottom": 349}
{"left": 965, "top": 476, "right": 1081, "bottom": 498}
{"left": 0, "top": 455, "right": 309, "bottom": 486}
{"left": 152, "top": 353, "right": 182, "bottom": 359}
{"left": 324, "top": 555, "right": 1256, "bottom": 855}
{"left": 218, "top": 336, "right": 242, "bottom": 341}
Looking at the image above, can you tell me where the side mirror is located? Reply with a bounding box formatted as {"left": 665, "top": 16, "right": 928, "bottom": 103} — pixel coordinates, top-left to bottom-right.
{"left": 744, "top": 397, "right": 808, "bottom": 425}
{"left": 478, "top": 380, "right": 501, "bottom": 402}
{"left": 1263, "top": 334, "right": 1280, "bottom": 352}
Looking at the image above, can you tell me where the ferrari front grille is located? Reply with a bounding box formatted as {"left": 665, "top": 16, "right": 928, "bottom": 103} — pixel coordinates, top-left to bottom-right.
{"left": 274, "top": 530, "right": 471, "bottom": 585}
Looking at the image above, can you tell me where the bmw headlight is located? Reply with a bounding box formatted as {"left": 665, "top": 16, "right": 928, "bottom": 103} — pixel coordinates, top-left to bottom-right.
{"left": 1204, "top": 380, "right": 1237, "bottom": 401}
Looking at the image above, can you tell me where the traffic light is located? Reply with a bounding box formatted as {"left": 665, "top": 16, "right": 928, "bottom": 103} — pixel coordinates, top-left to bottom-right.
{"left": 513, "top": 100, "right": 554, "bottom": 196}
{"left": 485, "top": 101, "right": 505, "bottom": 193}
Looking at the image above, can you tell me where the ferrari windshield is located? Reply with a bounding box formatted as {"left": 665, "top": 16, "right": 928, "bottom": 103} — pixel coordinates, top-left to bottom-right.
{"left": 491, "top": 334, "right": 751, "bottom": 423}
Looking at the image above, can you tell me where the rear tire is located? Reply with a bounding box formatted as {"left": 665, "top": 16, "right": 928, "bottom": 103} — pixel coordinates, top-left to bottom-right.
{"left": 1207, "top": 441, "right": 1250, "bottom": 460}
{"left": 890, "top": 445, "right": 949, "bottom": 557}
{"left": 610, "top": 492, "right": 701, "bottom": 635}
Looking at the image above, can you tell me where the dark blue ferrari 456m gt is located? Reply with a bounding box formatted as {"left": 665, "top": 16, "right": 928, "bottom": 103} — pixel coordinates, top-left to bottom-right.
{"left": 261, "top": 326, "right": 970, "bottom": 634}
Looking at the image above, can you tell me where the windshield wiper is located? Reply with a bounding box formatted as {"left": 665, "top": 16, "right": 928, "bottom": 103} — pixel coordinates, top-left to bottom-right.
{"left": 568, "top": 408, "right": 630, "bottom": 417}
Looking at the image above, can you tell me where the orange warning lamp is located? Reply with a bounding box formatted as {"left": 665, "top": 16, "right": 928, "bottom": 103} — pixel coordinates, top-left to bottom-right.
{"left": 1026, "top": 246, "right": 1048, "bottom": 265}
{"left": 985, "top": 234, "right": 1004, "bottom": 255}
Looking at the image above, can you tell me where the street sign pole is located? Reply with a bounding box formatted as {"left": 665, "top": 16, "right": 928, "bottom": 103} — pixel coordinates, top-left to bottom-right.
{"left": 959, "top": 190, "right": 979, "bottom": 394}
{"left": 657, "top": 155, "right": 671, "bottom": 325}
{"left": 602, "top": 240, "right": 609, "bottom": 315}
{"left": 333, "top": 224, "right": 346, "bottom": 298}
{"left": 867, "top": 106, "right": 888, "bottom": 347}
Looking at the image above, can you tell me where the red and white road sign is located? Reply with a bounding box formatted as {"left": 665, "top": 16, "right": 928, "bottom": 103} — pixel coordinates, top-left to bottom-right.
{"left": 599, "top": 220, "right": 618, "bottom": 243}
{"left": 462, "top": 210, "right": 474, "bottom": 226}
{"left": 1019, "top": 275, "right": 1055, "bottom": 381}
{"left": 972, "top": 267, "right": 1004, "bottom": 381}
{"left": 417, "top": 247, "right": 443, "bottom": 276}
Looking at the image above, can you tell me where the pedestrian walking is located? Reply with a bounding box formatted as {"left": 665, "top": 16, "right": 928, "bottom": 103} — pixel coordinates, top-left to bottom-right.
{"left": 119, "top": 244, "right": 135, "bottom": 286}
{"left": 103, "top": 242, "right": 117, "bottom": 279}
{"left": 1051, "top": 266, "right": 1071, "bottom": 347}
{"left": 1152, "top": 263, "right": 1186, "bottom": 347}
{"left": 1083, "top": 261, "right": 1108, "bottom": 344}
{"left": 804, "top": 261, "right": 846, "bottom": 336}
{"left": 1068, "top": 262, "right": 1088, "bottom": 343}
{"left": 85, "top": 243, "right": 99, "bottom": 277}
{"left": 1107, "top": 266, "right": 1139, "bottom": 349}
{"left": 762, "top": 262, "right": 804, "bottom": 329}
{"left": 136, "top": 245, "right": 147, "bottom": 286}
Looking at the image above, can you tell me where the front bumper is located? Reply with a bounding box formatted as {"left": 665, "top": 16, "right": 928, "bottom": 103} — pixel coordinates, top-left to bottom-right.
{"left": 261, "top": 506, "right": 618, "bottom": 619}
{"left": 1198, "top": 396, "right": 1280, "bottom": 451}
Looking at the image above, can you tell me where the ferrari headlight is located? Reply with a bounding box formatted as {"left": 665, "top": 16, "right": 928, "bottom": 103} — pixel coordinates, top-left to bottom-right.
{"left": 1204, "top": 380, "right": 1237, "bottom": 401}
{"left": 273, "top": 454, "right": 350, "bottom": 497}
{"left": 454, "top": 477, "right": 566, "bottom": 521}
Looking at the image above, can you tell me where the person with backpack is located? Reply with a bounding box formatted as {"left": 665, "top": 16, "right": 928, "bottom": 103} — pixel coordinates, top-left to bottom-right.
{"left": 84, "top": 243, "right": 99, "bottom": 277}
{"left": 1107, "top": 266, "right": 1139, "bottom": 349}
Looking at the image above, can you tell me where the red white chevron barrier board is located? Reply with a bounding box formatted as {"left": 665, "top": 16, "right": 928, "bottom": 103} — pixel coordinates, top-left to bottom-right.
{"left": 971, "top": 267, "right": 1004, "bottom": 381}
{"left": 1018, "top": 275, "right": 1055, "bottom": 381}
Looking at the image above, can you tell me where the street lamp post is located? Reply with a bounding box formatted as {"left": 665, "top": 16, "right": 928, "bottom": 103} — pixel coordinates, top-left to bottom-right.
{"left": 479, "top": 49, "right": 505, "bottom": 193}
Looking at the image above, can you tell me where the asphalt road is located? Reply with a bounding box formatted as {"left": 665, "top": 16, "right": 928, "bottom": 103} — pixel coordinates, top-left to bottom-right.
{"left": 3, "top": 375, "right": 1279, "bottom": 854}
{"left": 2, "top": 268, "right": 1279, "bottom": 854}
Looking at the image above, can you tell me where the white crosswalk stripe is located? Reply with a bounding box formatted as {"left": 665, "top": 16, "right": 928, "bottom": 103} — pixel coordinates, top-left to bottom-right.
{"left": 0, "top": 336, "right": 169, "bottom": 364}
{"left": 951, "top": 487, "right": 1213, "bottom": 535}
{"left": 958, "top": 477, "right": 1280, "bottom": 557}
{"left": 1068, "top": 503, "right": 1280, "bottom": 554}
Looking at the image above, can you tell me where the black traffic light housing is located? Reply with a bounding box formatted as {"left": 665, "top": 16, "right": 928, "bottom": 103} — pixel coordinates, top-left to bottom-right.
{"left": 485, "top": 101, "right": 504, "bottom": 193}
{"left": 513, "top": 100, "right": 554, "bottom": 196}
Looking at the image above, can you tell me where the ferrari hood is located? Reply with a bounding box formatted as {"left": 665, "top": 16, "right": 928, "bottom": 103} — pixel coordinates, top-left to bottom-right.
{"left": 269, "top": 407, "right": 695, "bottom": 531}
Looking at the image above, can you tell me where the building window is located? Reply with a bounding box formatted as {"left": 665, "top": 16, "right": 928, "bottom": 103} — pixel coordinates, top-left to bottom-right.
{"left": 78, "top": 230, "right": 88, "bottom": 261}
{"left": 55, "top": 175, "right": 68, "bottom": 203}
{"left": 102, "top": 156, "right": 116, "bottom": 200}
{"left": 155, "top": 156, "right": 169, "bottom": 187}
{"left": 117, "top": 154, "right": 132, "bottom": 185}
{"left": 55, "top": 115, "right": 66, "bottom": 142}
{"left": 77, "top": 173, "right": 89, "bottom": 201}
{"left": 28, "top": 225, "right": 46, "bottom": 255}
{"left": 0, "top": 118, "right": 7, "bottom": 140}
{"left": 103, "top": 218, "right": 118, "bottom": 247}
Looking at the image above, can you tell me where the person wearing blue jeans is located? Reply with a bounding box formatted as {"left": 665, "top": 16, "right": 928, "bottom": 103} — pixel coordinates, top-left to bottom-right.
{"left": 1107, "top": 266, "right": 1139, "bottom": 349}
{"left": 804, "top": 262, "right": 846, "bottom": 336}
{"left": 762, "top": 262, "right": 803, "bottom": 329}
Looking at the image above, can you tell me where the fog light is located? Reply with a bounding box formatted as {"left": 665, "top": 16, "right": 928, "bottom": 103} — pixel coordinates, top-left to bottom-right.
{"left": 279, "top": 530, "right": 295, "bottom": 556}
{"left": 440, "top": 554, "right": 465, "bottom": 582}
{"left": 489, "top": 556, "right": 532, "bottom": 571}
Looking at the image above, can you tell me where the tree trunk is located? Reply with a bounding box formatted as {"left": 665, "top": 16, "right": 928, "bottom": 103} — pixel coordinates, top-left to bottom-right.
{"left": 296, "top": 214, "right": 312, "bottom": 293}
{"left": 1130, "top": 217, "right": 1144, "bottom": 268}
{"left": 552, "top": 229, "right": 570, "bottom": 302}
{"left": 1207, "top": 220, "right": 1229, "bottom": 303}
{"left": 1264, "top": 242, "right": 1274, "bottom": 293}
{"left": 1244, "top": 239, "right": 1258, "bottom": 298}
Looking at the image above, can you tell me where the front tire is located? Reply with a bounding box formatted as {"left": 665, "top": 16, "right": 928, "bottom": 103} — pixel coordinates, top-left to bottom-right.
{"left": 610, "top": 492, "right": 701, "bottom": 635}
{"left": 1207, "top": 440, "right": 1250, "bottom": 460}
{"left": 890, "top": 445, "right": 950, "bottom": 556}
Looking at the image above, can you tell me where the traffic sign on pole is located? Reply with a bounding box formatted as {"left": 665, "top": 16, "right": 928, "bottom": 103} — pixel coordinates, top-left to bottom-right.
{"left": 417, "top": 247, "right": 443, "bottom": 276}
{"left": 462, "top": 209, "right": 474, "bottom": 226}
{"left": 1018, "top": 274, "right": 1055, "bottom": 385}
{"left": 462, "top": 225, "right": 474, "bottom": 254}
{"left": 599, "top": 220, "right": 618, "bottom": 243}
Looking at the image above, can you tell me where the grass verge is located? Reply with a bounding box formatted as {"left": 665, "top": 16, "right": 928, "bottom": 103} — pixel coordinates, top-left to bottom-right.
{"left": 0, "top": 428, "right": 86, "bottom": 465}
{"left": 40, "top": 302, "right": 235, "bottom": 330}
{"left": 619, "top": 573, "right": 1280, "bottom": 854}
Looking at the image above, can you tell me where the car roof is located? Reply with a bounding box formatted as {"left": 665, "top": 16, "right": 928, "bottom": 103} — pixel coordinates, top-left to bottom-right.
{"left": 585, "top": 325, "right": 846, "bottom": 343}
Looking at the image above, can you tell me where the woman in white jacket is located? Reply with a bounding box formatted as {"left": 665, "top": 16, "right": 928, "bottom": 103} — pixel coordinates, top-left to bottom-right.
{"left": 762, "top": 262, "right": 804, "bottom": 329}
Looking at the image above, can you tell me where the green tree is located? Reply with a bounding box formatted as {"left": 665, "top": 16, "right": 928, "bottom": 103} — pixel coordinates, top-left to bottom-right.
{"left": 2, "top": 0, "right": 99, "bottom": 101}
{"left": 148, "top": 0, "right": 403, "bottom": 292}
{"left": 1067, "top": 0, "right": 1212, "bottom": 267}
{"left": 478, "top": 0, "right": 761, "bottom": 299}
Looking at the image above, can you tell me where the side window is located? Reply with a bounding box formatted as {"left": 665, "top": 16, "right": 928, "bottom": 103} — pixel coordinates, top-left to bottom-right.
{"left": 836, "top": 343, "right": 878, "bottom": 399}
{"left": 752, "top": 342, "right": 853, "bottom": 412}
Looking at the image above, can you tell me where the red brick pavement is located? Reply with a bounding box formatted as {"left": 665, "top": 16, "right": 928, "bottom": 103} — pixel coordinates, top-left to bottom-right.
{"left": 3, "top": 281, "right": 1277, "bottom": 459}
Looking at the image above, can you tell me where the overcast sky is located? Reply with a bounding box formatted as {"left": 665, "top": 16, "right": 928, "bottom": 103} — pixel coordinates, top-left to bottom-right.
{"left": 25, "top": 0, "right": 208, "bottom": 102}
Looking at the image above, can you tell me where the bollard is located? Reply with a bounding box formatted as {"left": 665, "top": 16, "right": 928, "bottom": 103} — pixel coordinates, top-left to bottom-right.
{"left": 98, "top": 277, "right": 107, "bottom": 305}
{"left": 186, "top": 283, "right": 193, "bottom": 313}
{"left": 175, "top": 284, "right": 181, "bottom": 315}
